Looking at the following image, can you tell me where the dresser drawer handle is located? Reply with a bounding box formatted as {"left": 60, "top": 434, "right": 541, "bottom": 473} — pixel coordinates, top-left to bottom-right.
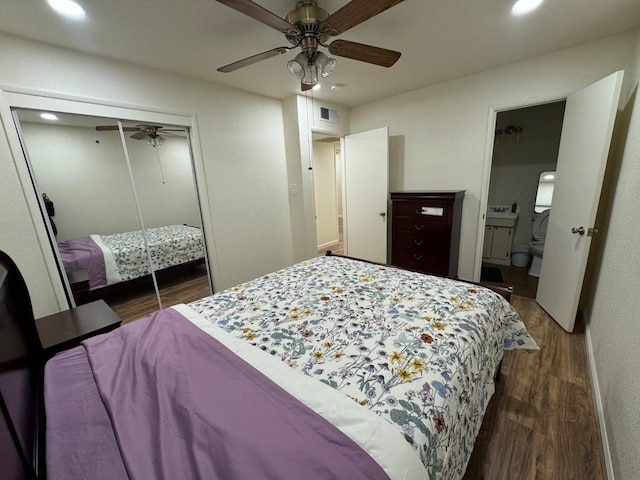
{"left": 414, "top": 239, "right": 424, "bottom": 246}
{"left": 415, "top": 208, "right": 422, "bottom": 214}
{"left": 414, "top": 224, "right": 425, "bottom": 230}
{"left": 413, "top": 254, "right": 423, "bottom": 261}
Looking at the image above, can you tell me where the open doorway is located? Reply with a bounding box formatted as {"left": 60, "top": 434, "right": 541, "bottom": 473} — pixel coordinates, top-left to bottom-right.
{"left": 312, "top": 133, "right": 344, "bottom": 255}
{"left": 482, "top": 101, "right": 566, "bottom": 298}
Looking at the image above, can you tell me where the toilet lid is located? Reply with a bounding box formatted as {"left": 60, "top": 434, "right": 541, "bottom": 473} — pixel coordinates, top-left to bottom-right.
{"left": 532, "top": 209, "right": 550, "bottom": 240}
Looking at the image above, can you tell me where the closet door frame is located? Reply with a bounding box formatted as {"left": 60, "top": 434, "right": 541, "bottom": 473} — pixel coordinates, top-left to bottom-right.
{"left": 1, "top": 90, "right": 215, "bottom": 310}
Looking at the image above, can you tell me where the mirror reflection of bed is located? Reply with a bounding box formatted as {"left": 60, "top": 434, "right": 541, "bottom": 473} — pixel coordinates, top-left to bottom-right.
{"left": 13, "top": 110, "right": 212, "bottom": 323}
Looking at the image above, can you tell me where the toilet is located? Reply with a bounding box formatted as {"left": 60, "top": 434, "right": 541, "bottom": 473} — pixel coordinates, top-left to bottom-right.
{"left": 528, "top": 209, "right": 550, "bottom": 277}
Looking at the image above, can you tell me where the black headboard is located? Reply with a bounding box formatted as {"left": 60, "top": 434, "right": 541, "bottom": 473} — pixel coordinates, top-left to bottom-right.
{"left": 0, "top": 251, "right": 43, "bottom": 480}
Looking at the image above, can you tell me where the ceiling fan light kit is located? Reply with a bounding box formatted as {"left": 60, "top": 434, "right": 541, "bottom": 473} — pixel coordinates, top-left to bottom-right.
{"left": 315, "top": 52, "right": 336, "bottom": 78}
{"left": 95, "top": 124, "right": 184, "bottom": 146}
{"left": 287, "top": 52, "right": 307, "bottom": 79}
{"left": 215, "top": 0, "right": 404, "bottom": 91}
{"left": 144, "top": 135, "right": 166, "bottom": 147}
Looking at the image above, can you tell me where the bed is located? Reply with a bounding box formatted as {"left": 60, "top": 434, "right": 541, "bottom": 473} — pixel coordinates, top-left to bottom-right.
{"left": 1, "top": 252, "right": 538, "bottom": 480}
{"left": 57, "top": 224, "right": 205, "bottom": 301}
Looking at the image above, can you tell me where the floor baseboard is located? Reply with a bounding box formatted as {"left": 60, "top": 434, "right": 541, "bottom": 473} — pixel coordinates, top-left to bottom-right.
{"left": 585, "top": 324, "right": 615, "bottom": 480}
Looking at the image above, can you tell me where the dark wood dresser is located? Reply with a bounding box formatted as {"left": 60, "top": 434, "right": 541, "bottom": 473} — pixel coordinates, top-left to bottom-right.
{"left": 390, "top": 191, "right": 465, "bottom": 277}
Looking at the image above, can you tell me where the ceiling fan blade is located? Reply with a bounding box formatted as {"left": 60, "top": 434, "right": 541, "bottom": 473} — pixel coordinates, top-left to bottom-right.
{"left": 130, "top": 130, "right": 149, "bottom": 140}
{"left": 322, "top": 0, "right": 404, "bottom": 36}
{"left": 214, "top": 0, "right": 295, "bottom": 33}
{"left": 329, "top": 40, "right": 401, "bottom": 67}
{"left": 95, "top": 125, "right": 140, "bottom": 132}
{"left": 217, "top": 47, "right": 291, "bottom": 73}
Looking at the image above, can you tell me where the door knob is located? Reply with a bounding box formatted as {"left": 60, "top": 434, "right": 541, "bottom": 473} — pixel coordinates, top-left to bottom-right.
{"left": 379, "top": 211, "right": 386, "bottom": 217}
{"left": 571, "top": 226, "right": 585, "bottom": 235}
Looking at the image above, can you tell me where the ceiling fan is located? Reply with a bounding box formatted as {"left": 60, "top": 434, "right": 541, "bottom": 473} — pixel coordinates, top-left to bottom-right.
{"left": 215, "top": 0, "right": 404, "bottom": 90}
{"left": 95, "top": 124, "right": 185, "bottom": 147}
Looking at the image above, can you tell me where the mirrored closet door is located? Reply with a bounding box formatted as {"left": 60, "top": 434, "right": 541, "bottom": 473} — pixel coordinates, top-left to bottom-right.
{"left": 12, "top": 109, "right": 212, "bottom": 323}
{"left": 122, "top": 121, "right": 210, "bottom": 309}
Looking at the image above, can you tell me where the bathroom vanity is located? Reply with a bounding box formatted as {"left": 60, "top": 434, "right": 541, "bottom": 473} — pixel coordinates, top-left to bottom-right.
{"left": 483, "top": 206, "right": 519, "bottom": 266}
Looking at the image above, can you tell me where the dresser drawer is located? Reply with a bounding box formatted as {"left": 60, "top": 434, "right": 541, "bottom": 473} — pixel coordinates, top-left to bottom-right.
{"left": 393, "top": 201, "right": 451, "bottom": 219}
{"left": 392, "top": 246, "right": 448, "bottom": 276}
{"left": 393, "top": 229, "right": 449, "bottom": 253}
{"left": 394, "top": 217, "right": 450, "bottom": 242}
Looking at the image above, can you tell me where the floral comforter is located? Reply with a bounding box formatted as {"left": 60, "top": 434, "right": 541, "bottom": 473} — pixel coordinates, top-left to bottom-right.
{"left": 100, "top": 225, "right": 204, "bottom": 284}
{"left": 188, "top": 256, "right": 538, "bottom": 479}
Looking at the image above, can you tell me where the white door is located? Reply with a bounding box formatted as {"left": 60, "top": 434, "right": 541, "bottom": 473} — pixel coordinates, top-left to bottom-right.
{"left": 344, "top": 127, "right": 389, "bottom": 263}
{"left": 536, "top": 71, "right": 623, "bottom": 332}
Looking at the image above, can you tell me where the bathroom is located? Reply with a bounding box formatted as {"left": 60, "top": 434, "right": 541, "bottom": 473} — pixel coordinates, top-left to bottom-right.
{"left": 482, "top": 100, "right": 566, "bottom": 298}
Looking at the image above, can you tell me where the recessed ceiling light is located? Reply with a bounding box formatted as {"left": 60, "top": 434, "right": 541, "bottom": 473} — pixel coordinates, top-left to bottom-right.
{"left": 40, "top": 113, "right": 59, "bottom": 121}
{"left": 511, "top": 0, "right": 543, "bottom": 16}
{"left": 46, "top": 0, "right": 86, "bottom": 19}
{"left": 544, "top": 174, "right": 555, "bottom": 180}
{"left": 330, "top": 84, "right": 345, "bottom": 91}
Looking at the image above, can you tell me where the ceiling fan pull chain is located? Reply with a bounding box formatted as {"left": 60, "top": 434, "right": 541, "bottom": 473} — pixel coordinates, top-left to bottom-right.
{"left": 155, "top": 145, "right": 166, "bottom": 185}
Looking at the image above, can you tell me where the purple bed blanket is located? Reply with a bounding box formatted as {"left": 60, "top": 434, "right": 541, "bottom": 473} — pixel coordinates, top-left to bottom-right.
{"left": 45, "top": 308, "right": 389, "bottom": 479}
{"left": 57, "top": 236, "right": 106, "bottom": 288}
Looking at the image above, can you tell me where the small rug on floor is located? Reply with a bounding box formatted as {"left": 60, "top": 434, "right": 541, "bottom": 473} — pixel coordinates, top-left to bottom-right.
{"left": 481, "top": 266, "right": 504, "bottom": 283}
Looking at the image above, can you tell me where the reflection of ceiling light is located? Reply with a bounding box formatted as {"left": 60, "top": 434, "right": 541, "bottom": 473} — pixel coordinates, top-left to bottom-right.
{"left": 40, "top": 113, "right": 58, "bottom": 121}
{"left": 544, "top": 174, "right": 555, "bottom": 180}
{"left": 47, "top": 0, "right": 86, "bottom": 19}
{"left": 511, "top": 0, "right": 543, "bottom": 16}
{"left": 144, "top": 135, "right": 165, "bottom": 147}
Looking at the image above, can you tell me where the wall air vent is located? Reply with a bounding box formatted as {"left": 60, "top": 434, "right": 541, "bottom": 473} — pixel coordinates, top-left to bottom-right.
{"left": 319, "top": 107, "right": 339, "bottom": 124}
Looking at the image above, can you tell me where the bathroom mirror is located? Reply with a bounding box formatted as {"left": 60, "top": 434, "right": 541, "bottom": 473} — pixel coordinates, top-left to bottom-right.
{"left": 12, "top": 108, "right": 212, "bottom": 323}
{"left": 534, "top": 170, "right": 555, "bottom": 213}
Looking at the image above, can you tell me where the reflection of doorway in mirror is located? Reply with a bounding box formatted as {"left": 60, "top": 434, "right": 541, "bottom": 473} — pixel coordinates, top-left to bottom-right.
{"left": 13, "top": 109, "right": 211, "bottom": 323}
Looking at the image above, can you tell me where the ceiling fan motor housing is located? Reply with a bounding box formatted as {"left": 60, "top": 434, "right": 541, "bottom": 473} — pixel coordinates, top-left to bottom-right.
{"left": 285, "top": 0, "right": 329, "bottom": 50}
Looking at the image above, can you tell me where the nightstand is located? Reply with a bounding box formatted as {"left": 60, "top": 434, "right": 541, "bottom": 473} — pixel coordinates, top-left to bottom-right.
{"left": 36, "top": 299, "right": 121, "bottom": 356}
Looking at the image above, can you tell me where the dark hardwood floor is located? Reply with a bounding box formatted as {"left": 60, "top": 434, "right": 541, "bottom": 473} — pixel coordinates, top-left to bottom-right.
{"left": 106, "top": 265, "right": 211, "bottom": 324}
{"left": 464, "top": 295, "right": 604, "bottom": 479}
{"left": 482, "top": 262, "right": 539, "bottom": 299}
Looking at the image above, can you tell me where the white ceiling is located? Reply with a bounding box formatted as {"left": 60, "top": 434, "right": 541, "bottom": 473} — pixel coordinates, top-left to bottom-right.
{"left": 1, "top": 0, "right": 640, "bottom": 108}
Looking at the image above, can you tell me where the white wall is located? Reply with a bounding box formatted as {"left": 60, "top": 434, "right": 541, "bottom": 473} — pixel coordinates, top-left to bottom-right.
{"left": 349, "top": 30, "right": 638, "bottom": 281}
{"left": 0, "top": 33, "right": 293, "bottom": 316}
{"left": 581, "top": 30, "right": 640, "bottom": 480}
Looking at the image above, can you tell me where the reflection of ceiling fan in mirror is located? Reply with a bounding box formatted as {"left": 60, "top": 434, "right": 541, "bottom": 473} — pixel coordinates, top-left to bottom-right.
{"left": 215, "top": 0, "right": 404, "bottom": 91}
{"left": 95, "top": 124, "right": 185, "bottom": 147}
